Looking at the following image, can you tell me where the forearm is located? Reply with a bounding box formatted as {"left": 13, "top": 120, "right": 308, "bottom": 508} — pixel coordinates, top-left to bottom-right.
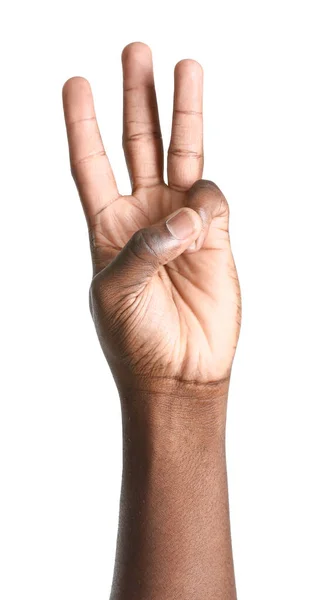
{"left": 110, "top": 380, "right": 236, "bottom": 600}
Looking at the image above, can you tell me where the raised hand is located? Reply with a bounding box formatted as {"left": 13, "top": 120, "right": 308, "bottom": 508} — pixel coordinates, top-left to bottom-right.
{"left": 63, "top": 42, "right": 241, "bottom": 390}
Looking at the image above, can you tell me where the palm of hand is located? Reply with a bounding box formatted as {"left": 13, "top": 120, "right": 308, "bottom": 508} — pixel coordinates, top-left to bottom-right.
{"left": 63, "top": 43, "right": 241, "bottom": 384}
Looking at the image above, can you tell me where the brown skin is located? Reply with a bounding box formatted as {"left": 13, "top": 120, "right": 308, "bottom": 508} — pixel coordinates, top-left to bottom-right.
{"left": 63, "top": 42, "right": 241, "bottom": 599}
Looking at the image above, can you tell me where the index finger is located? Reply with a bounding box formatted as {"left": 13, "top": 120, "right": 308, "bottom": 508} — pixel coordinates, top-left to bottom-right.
{"left": 62, "top": 77, "right": 119, "bottom": 226}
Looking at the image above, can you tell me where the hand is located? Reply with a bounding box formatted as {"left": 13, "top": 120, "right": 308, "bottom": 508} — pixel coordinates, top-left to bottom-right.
{"left": 63, "top": 44, "right": 239, "bottom": 598}
{"left": 63, "top": 42, "right": 241, "bottom": 390}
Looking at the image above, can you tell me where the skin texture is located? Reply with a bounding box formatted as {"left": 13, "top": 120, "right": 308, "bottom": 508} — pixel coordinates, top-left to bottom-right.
{"left": 63, "top": 42, "right": 241, "bottom": 599}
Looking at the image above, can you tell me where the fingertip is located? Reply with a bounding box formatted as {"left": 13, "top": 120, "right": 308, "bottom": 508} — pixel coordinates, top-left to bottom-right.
{"left": 122, "top": 41, "right": 152, "bottom": 64}
{"left": 122, "top": 42, "right": 154, "bottom": 88}
{"left": 62, "top": 77, "right": 95, "bottom": 125}
{"left": 62, "top": 76, "right": 91, "bottom": 97}
{"left": 174, "top": 59, "right": 203, "bottom": 79}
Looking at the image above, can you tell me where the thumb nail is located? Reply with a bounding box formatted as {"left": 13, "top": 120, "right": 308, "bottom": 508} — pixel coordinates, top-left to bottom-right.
{"left": 166, "top": 209, "right": 196, "bottom": 239}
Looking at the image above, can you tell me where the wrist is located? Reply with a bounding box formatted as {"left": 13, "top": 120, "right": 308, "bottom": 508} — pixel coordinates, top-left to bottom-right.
{"left": 118, "top": 376, "right": 230, "bottom": 444}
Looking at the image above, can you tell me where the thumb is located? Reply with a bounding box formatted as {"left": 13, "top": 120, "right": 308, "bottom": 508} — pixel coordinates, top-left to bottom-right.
{"left": 97, "top": 207, "right": 202, "bottom": 289}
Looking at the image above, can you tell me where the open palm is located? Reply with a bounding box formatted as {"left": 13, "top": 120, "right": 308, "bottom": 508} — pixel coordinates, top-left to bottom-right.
{"left": 63, "top": 43, "right": 241, "bottom": 386}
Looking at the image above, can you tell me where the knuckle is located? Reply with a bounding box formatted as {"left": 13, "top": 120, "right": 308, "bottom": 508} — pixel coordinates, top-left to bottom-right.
{"left": 89, "top": 274, "right": 106, "bottom": 306}
{"left": 89, "top": 274, "right": 117, "bottom": 323}
{"left": 192, "top": 179, "right": 230, "bottom": 217}
{"left": 88, "top": 286, "right": 94, "bottom": 318}
{"left": 217, "top": 192, "right": 229, "bottom": 217}
{"left": 130, "top": 229, "right": 159, "bottom": 262}
{"left": 131, "top": 229, "right": 146, "bottom": 251}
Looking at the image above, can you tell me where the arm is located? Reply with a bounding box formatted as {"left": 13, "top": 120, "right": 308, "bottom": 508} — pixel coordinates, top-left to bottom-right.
{"left": 63, "top": 41, "right": 240, "bottom": 599}
{"left": 112, "top": 382, "right": 236, "bottom": 599}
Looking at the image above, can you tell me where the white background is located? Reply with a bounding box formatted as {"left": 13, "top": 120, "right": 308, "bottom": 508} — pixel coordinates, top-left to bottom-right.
{"left": 1, "top": 1, "right": 324, "bottom": 598}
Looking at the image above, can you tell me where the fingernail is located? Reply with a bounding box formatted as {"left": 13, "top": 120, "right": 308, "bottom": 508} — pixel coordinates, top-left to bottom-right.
{"left": 166, "top": 209, "right": 196, "bottom": 239}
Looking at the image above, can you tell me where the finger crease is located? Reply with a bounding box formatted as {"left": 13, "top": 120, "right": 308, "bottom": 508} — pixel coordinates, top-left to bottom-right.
{"left": 123, "top": 131, "right": 162, "bottom": 143}
{"left": 174, "top": 109, "right": 203, "bottom": 116}
{"left": 167, "top": 181, "right": 189, "bottom": 192}
{"left": 66, "top": 116, "right": 97, "bottom": 128}
{"left": 126, "top": 119, "right": 158, "bottom": 125}
{"left": 123, "top": 84, "right": 156, "bottom": 93}
{"left": 71, "top": 149, "right": 107, "bottom": 167}
{"left": 168, "top": 148, "right": 203, "bottom": 159}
